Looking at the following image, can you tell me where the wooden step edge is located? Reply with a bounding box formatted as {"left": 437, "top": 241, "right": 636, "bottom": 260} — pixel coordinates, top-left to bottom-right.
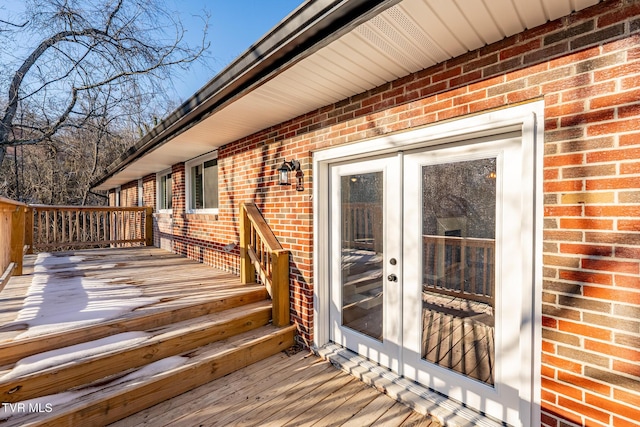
{"left": 9, "top": 325, "right": 296, "bottom": 427}
{"left": 0, "top": 301, "right": 274, "bottom": 403}
{"left": 0, "top": 286, "right": 268, "bottom": 367}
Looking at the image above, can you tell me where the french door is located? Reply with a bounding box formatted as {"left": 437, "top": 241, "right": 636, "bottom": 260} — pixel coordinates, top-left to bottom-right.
{"left": 329, "top": 133, "right": 527, "bottom": 426}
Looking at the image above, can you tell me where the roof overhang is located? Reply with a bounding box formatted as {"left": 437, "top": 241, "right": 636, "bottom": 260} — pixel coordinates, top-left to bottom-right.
{"left": 92, "top": 0, "right": 600, "bottom": 191}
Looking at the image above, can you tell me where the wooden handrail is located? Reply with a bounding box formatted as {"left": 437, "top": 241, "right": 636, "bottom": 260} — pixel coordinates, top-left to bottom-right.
{"left": 0, "top": 197, "right": 27, "bottom": 290}
{"left": 239, "top": 202, "right": 290, "bottom": 327}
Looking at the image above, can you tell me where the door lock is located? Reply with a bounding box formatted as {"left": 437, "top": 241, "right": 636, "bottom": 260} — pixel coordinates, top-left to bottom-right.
{"left": 387, "top": 274, "right": 398, "bottom": 282}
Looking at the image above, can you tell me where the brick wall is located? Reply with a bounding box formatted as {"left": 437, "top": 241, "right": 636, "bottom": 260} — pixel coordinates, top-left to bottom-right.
{"left": 113, "top": 1, "right": 640, "bottom": 425}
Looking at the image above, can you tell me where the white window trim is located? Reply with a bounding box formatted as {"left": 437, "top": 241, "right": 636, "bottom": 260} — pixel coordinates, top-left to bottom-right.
{"left": 313, "top": 101, "right": 543, "bottom": 427}
{"left": 185, "top": 151, "right": 219, "bottom": 214}
{"left": 115, "top": 186, "right": 121, "bottom": 207}
{"left": 156, "top": 168, "right": 173, "bottom": 213}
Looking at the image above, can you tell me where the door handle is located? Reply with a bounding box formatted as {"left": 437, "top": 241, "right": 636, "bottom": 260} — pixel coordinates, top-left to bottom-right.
{"left": 387, "top": 274, "right": 398, "bottom": 282}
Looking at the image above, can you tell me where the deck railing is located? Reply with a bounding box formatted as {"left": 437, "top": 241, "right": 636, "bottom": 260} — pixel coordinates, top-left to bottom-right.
{"left": 0, "top": 197, "right": 27, "bottom": 289}
{"left": 0, "top": 198, "right": 154, "bottom": 286}
{"left": 29, "top": 205, "right": 153, "bottom": 251}
{"left": 423, "top": 235, "right": 495, "bottom": 306}
{"left": 239, "top": 202, "right": 290, "bottom": 327}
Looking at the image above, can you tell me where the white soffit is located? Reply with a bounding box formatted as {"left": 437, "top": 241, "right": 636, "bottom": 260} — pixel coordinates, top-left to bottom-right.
{"left": 97, "top": 0, "right": 600, "bottom": 190}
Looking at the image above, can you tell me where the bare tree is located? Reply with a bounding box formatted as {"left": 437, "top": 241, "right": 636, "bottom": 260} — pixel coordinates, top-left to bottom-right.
{"left": 0, "top": 0, "right": 209, "bottom": 168}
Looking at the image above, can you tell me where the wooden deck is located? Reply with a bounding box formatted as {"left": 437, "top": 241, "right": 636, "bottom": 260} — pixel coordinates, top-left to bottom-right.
{"left": 0, "top": 246, "right": 262, "bottom": 344}
{"left": 0, "top": 247, "right": 439, "bottom": 426}
{"left": 110, "top": 349, "right": 439, "bottom": 427}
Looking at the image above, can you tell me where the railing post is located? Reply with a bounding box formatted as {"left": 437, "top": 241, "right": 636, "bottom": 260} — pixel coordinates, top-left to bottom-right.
{"left": 270, "top": 250, "right": 290, "bottom": 327}
{"left": 25, "top": 207, "right": 34, "bottom": 254}
{"left": 10, "top": 206, "right": 26, "bottom": 276}
{"left": 145, "top": 207, "right": 154, "bottom": 246}
{"left": 239, "top": 203, "right": 255, "bottom": 284}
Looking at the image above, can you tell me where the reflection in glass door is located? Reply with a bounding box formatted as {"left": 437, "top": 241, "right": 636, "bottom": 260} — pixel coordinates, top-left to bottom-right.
{"left": 340, "top": 172, "right": 384, "bottom": 341}
{"left": 420, "top": 158, "right": 496, "bottom": 385}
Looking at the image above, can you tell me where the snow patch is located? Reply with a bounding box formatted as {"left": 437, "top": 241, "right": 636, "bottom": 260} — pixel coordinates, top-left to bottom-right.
{"left": 0, "top": 356, "right": 188, "bottom": 421}
{"left": 1, "top": 332, "right": 150, "bottom": 380}
{"left": 3, "top": 253, "right": 157, "bottom": 339}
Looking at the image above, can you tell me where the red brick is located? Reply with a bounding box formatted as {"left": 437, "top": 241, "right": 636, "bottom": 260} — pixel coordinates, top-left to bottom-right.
{"left": 620, "top": 133, "right": 640, "bottom": 146}
{"left": 592, "top": 89, "right": 640, "bottom": 111}
{"left": 561, "top": 109, "right": 615, "bottom": 128}
{"left": 615, "top": 275, "right": 640, "bottom": 289}
{"left": 545, "top": 168, "right": 560, "bottom": 180}
{"left": 621, "top": 162, "right": 640, "bottom": 174}
{"left": 559, "top": 319, "right": 612, "bottom": 341}
{"left": 597, "top": 2, "right": 640, "bottom": 28}
{"left": 558, "top": 396, "right": 611, "bottom": 424}
{"left": 560, "top": 243, "right": 613, "bottom": 257}
{"left": 559, "top": 270, "right": 613, "bottom": 285}
{"left": 585, "top": 394, "right": 640, "bottom": 425}
{"left": 584, "top": 286, "right": 640, "bottom": 304}
{"left": 562, "top": 82, "right": 616, "bottom": 102}
{"left": 588, "top": 119, "right": 640, "bottom": 136}
{"left": 588, "top": 146, "right": 640, "bottom": 163}
{"left": 542, "top": 378, "right": 583, "bottom": 400}
{"left": 543, "top": 353, "right": 582, "bottom": 374}
{"left": 587, "top": 177, "right": 640, "bottom": 190}
{"left": 586, "top": 205, "right": 640, "bottom": 217}
{"left": 560, "top": 218, "right": 613, "bottom": 230}
{"left": 582, "top": 258, "right": 639, "bottom": 275}
{"left": 545, "top": 180, "right": 584, "bottom": 192}
{"left": 619, "top": 220, "right": 640, "bottom": 231}
{"left": 546, "top": 153, "right": 584, "bottom": 168}
{"left": 544, "top": 205, "right": 582, "bottom": 217}
{"left": 618, "top": 104, "right": 640, "bottom": 119}
{"left": 557, "top": 371, "right": 611, "bottom": 396}
{"left": 594, "top": 61, "right": 640, "bottom": 82}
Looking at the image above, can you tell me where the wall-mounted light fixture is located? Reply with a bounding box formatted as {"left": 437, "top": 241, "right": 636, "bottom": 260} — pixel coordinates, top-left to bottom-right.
{"left": 277, "top": 159, "right": 304, "bottom": 191}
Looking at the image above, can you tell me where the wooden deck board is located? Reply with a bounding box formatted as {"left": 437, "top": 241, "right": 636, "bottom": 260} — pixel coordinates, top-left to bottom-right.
{"left": 110, "top": 351, "right": 439, "bottom": 427}
{"left": 0, "top": 247, "right": 259, "bottom": 345}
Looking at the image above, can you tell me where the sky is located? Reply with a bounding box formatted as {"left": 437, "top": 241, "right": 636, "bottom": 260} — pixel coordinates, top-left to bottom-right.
{"left": 167, "top": 0, "right": 303, "bottom": 101}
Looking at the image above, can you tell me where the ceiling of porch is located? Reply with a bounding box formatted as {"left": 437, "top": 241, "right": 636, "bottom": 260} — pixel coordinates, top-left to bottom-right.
{"left": 94, "top": 0, "right": 600, "bottom": 190}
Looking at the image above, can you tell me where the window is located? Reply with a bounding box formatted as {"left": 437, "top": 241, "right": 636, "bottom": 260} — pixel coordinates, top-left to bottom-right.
{"left": 137, "top": 178, "right": 144, "bottom": 206}
{"left": 187, "top": 152, "right": 218, "bottom": 212}
{"left": 157, "top": 168, "right": 173, "bottom": 211}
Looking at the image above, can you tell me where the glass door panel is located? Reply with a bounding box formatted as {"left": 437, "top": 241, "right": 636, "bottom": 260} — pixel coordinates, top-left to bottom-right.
{"left": 420, "top": 158, "right": 496, "bottom": 385}
{"left": 340, "top": 172, "right": 384, "bottom": 341}
{"left": 402, "top": 135, "right": 525, "bottom": 427}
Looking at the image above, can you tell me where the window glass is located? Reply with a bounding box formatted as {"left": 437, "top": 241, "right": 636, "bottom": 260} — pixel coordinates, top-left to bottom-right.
{"left": 203, "top": 159, "right": 218, "bottom": 209}
{"left": 191, "top": 164, "right": 203, "bottom": 209}
{"left": 159, "top": 173, "right": 172, "bottom": 210}
{"left": 189, "top": 157, "right": 218, "bottom": 211}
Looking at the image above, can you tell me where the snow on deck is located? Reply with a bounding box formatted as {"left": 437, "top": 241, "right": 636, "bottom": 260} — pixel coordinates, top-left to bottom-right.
{"left": 3, "top": 253, "right": 157, "bottom": 339}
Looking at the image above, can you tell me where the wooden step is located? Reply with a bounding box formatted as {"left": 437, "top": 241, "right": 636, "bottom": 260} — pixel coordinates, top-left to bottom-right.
{"left": 0, "top": 300, "right": 273, "bottom": 403}
{"left": 0, "top": 285, "right": 268, "bottom": 367}
{"left": 1, "top": 325, "right": 296, "bottom": 426}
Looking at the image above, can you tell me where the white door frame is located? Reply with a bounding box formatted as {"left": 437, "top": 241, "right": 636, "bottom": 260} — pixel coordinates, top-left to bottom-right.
{"left": 313, "top": 102, "right": 543, "bottom": 426}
